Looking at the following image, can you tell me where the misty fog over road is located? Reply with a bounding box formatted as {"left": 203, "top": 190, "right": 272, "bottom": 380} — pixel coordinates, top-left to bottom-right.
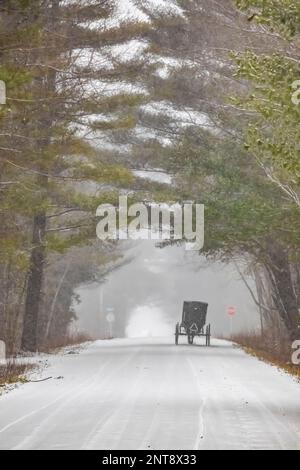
{"left": 0, "top": 338, "right": 299, "bottom": 451}
{"left": 74, "top": 241, "right": 259, "bottom": 340}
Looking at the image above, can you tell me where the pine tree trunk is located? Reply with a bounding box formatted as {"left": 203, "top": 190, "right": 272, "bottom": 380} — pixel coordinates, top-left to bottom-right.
{"left": 265, "top": 242, "right": 300, "bottom": 340}
{"left": 21, "top": 212, "right": 47, "bottom": 351}
{"left": 21, "top": 1, "right": 58, "bottom": 352}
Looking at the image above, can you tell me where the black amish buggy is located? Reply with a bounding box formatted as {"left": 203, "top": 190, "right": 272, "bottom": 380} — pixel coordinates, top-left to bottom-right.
{"left": 175, "top": 301, "right": 211, "bottom": 346}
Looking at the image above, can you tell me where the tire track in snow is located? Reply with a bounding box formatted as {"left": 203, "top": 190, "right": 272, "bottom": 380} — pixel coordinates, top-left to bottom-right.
{"left": 1, "top": 338, "right": 299, "bottom": 450}
{"left": 83, "top": 345, "right": 180, "bottom": 450}
{"left": 136, "top": 353, "right": 178, "bottom": 450}
{"left": 11, "top": 350, "right": 139, "bottom": 450}
{"left": 81, "top": 346, "right": 146, "bottom": 450}
{"left": 187, "top": 357, "right": 206, "bottom": 450}
{"left": 198, "top": 352, "right": 299, "bottom": 450}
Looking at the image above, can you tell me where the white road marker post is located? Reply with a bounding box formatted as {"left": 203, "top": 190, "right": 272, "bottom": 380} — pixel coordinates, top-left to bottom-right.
{"left": 0, "top": 340, "right": 6, "bottom": 365}
{"left": 106, "top": 308, "right": 115, "bottom": 339}
{"left": 99, "top": 284, "right": 104, "bottom": 338}
{"left": 0, "top": 81, "right": 6, "bottom": 105}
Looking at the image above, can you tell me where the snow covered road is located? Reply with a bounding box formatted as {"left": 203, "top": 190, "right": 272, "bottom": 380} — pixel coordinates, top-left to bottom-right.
{"left": 0, "top": 337, "right": 299, "bottom": 450}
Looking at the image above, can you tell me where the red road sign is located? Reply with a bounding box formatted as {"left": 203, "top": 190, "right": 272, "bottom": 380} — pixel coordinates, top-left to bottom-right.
{"left": 227, "top": 306, "right": 236, "bottom": 317}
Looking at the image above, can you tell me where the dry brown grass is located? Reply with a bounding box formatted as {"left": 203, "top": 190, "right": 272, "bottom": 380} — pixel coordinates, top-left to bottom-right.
{"left": 232, "top": 332, "right": 300, "bottom": 380}
{"left": 0, "top": 334, "right": 95, "bottom": 387}
{"left": 0, "top": 360, "right": 32, "bottom": 388}
{"left": 39, "top": 333, "right": 93, "bottom": 353}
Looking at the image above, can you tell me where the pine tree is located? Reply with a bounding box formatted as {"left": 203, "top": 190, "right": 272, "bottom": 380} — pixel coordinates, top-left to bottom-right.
{"left": 129, "top": 0, "right": 300, "bottom": 339}
{"left": 0, "top": 0, "right": 151, "bottom": 351}
{"left": 233, "top": 0, "right": 300, "bottom": 205}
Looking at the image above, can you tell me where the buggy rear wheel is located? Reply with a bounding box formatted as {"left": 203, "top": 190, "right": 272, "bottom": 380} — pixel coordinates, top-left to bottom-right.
{"left": 175, "top": 323, "right": 179, "bottom": 345}
{"left": 206, "top": 324, "right": 211, "bottom": 346}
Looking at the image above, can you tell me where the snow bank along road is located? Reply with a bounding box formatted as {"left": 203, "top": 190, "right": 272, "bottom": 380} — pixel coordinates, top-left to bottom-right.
{"left": 0, "top": 338, "right": 299, "bottom": 450}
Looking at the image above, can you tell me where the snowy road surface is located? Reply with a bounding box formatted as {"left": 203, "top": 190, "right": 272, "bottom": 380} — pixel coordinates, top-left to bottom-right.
{"left": 0, "top": 338, "right": 299, "bottom": 450}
